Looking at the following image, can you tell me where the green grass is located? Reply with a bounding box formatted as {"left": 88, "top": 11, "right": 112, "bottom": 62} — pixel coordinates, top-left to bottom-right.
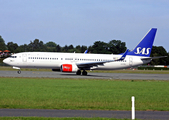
{"left": 0, "top": 77, "right": 169, "bottom": 111}
{"left": 0, "top": 117, "right": 132, "bottom": 120}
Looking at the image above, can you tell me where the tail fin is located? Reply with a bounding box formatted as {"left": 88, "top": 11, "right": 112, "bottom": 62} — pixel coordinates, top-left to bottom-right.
{"left": 127, "top": 28, "right": 157, "bottom": 57}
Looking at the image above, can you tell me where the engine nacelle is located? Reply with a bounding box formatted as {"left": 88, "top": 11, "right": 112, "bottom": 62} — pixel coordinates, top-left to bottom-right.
{"left": 61, "top": 64, "right": 78, "bottom": 72}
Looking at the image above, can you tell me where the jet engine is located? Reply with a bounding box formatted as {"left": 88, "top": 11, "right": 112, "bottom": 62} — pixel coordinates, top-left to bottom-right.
{"left": 61, "top": 64, "right": 78, "bottom": 72}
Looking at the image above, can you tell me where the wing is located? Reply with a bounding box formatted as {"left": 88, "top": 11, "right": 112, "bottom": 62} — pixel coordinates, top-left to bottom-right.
{"left": 76, "top": 49, "right": 129, "bottom": 69}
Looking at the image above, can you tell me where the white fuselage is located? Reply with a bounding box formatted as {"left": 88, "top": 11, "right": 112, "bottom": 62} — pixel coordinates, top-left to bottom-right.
{"left": 3, "top": 52, "right": 150, "bottom": 71}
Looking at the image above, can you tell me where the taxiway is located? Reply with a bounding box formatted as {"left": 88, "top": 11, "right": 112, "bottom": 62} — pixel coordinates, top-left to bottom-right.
{"left": 0, "top": 70, "right": 169, "bottom": 80}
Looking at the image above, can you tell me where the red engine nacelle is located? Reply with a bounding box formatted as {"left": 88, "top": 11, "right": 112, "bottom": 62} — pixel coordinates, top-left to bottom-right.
{"left": 61, "top": 64, "right": 78, "bottom": 72}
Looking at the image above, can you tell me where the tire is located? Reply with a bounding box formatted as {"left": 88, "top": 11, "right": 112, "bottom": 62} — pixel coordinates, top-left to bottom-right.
{"left": 76, "top": 70, "right": 81, "bottom": 75}
{"left": 17, "top": 70, "right": 21, "bottom": 74}
{"left": 82, "top": 70, "right": 87, "bottom": 75}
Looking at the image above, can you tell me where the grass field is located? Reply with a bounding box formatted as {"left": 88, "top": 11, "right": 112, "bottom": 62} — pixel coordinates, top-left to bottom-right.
{"left": 0, "top": 77, "right": 169, "bottom": 111}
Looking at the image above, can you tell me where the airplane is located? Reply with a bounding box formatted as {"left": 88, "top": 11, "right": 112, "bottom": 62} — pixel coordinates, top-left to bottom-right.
{"left": 3, "top": 28, "right": 166, "bottom": 75}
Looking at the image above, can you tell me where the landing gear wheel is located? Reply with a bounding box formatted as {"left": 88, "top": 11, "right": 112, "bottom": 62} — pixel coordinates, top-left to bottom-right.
{"left": 76, "top": 70, "right": 81, "bottom": 75}
{"left": 17, "top": 70, "right": 21, "bottom": 74}
{"left": 82, "top": 70, "right": 87, "bottom": 75}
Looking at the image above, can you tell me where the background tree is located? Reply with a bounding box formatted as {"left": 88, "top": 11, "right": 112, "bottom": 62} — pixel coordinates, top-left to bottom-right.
{"left": 88, "top": 45, "right": 93, "bottom": 53}
{"left": 62, "top": 45, "right": 68, "bottom": 52}
{"left": 150, "top": 46, "right": 168, "bottom": 65}
{"left": 81, "top": 45, "right": 87, "bottom": 53}
{"left": 91, "top": 40, "right": 126, "bottom": 54}
{"left": 67, "top": 44, "right": 75, "bottom": 53}
{"left": 75, "top": 45, "right": 81, "bottom": 53}
{"left": 75, "top": 45, "right": 87, "bottom": 53}
{"left": 45, "top": 41, "right": 57, "bottom": 52}
{"left": 167, "top": 52, "right": 169, "bottom": 65}
{"left": 91, "top": 41, "right": 109, "bottom": 54}
{"left": 15, "top": 44, "right": 27, "bottom": 53}
{"left": 108, "top": 40, "right": 126, "bottom": 54}
{"left": 45, "top": 41, "right": 57, "bottom": 47}
{"left": 27, "top": 39, "right": 47, "bottom": 52}
{"left": 56, "top": 45, "right": 61, "bottom": 52}
{"left": 0, "top": 36, "right": 7, "bottom": 50}
{"left": 7, "top": 42, "right": 18, "bottom": 53}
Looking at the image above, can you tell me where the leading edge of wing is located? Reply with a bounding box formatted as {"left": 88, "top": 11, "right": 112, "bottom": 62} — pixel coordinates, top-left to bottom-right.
{"left": 76, "top": 49, "right": 129, "bottom": 68}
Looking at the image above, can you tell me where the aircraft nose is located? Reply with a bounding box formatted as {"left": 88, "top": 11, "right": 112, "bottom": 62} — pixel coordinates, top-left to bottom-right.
{"left": 3, "top": 58, "right": 8, "bottom": 64}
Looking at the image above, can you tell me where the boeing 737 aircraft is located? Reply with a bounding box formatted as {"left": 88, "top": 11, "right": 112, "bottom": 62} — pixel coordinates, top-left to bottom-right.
{"left": 3, "top": 28, "right": 165, "bottom": 75}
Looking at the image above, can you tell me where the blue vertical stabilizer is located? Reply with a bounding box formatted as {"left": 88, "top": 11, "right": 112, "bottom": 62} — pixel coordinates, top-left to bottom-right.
{"left": 127, "top": 28, "right": 157, "bottom": 57}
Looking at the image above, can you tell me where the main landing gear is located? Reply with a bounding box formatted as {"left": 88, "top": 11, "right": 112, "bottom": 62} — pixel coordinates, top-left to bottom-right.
{"left": 76, "top": 70, "right": 87, "bottom": 75}
{"left": 76, "top": 70, "right": 81, "bottom": 75}
{"left": 82, "top": 70, "right": 87, "bottom": 75}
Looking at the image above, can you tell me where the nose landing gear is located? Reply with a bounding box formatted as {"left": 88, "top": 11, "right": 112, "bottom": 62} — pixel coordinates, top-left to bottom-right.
{"left": 13, "top": 66, "right": 21, "bottom": 74}
{"left": 17, "top": 70, "right": 21, "bottom": 74}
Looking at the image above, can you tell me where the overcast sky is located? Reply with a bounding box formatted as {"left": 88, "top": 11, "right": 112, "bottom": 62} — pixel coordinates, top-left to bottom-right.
{"left": 0, "top": 0, "right": 169, "bottom": 51}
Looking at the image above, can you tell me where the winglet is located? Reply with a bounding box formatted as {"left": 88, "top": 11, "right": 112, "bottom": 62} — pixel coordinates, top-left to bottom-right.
{"left": 84, "top": 50, "right": 88, "bottom": 54}
{"left": 118, "top": 49, "right": 129, "bottom": 61}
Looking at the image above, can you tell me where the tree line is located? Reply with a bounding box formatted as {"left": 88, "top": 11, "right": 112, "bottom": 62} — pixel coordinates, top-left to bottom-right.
{"left": 0, "top": 35, "right": 168, "bottom": 65}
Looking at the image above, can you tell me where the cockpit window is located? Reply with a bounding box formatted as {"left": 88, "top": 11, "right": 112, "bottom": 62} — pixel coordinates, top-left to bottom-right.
{"left": 10, "top": 56, "right": 17, "bottom": 58}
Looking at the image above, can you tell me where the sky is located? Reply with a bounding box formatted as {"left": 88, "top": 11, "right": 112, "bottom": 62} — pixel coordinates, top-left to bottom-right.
{"left": 0, "top": 0, "right": 169, "bottom": 52}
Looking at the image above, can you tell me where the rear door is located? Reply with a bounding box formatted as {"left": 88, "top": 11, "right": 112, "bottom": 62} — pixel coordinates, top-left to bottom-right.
{"left": 129, "top": 57, "right": 133, "bottom": 66}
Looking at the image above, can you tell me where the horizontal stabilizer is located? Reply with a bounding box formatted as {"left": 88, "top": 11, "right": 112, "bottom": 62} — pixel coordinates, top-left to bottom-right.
{"left": 141, "top": 56, "right": 167, "bottom": 60}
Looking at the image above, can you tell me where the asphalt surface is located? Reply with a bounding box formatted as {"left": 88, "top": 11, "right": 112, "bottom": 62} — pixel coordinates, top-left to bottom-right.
{"left": 0, "top": 70, "right": 169, "bottom": 119}
{"left": 1, "top": 109, "right": 169, "bottom": 119}
{"left": 0, "top": 70, "right": 169, "bottom": 80}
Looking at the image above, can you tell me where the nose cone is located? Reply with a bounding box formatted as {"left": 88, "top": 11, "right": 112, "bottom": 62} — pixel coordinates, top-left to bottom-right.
{"left": 3, "top": 58, "right": 9, "bottom": 64}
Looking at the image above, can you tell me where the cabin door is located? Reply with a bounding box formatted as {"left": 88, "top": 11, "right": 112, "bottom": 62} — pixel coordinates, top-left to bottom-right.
{"left": 129, "top": 57, "right": 133, "bottom": 66}
{"left": 22, "top": 54, "right": 27, "bottom": 62}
